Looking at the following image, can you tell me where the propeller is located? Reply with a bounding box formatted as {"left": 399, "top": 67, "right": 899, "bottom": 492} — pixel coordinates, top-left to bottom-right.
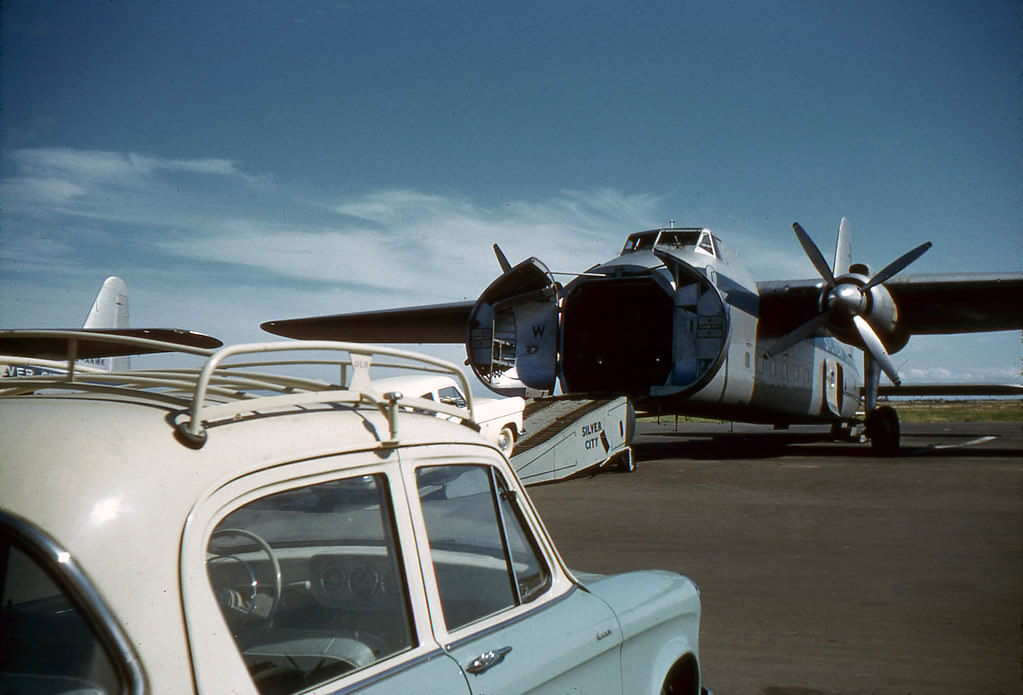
{"left": 763, "top": 219, "right": 932, "bottom": 387}
{"left": 493, "top": 244, "right": 512, "bottom": 274}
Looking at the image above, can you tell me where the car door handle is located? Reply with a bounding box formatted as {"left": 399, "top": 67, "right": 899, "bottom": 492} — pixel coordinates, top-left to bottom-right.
{"left": 465, "top": 646, "right": 513, "bottom": 675}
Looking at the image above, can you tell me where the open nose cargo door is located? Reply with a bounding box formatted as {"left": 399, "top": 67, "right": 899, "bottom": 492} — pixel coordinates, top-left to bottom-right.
{"left": 467, "top": 258, "right": 560, "bottom": 397}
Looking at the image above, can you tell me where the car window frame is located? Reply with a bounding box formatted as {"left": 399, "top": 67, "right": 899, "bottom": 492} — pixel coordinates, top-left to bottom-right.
{"left": 0, "top": 509, "right": 147, "bottom": 695}
{"left": 398, "top": 448, "right": 573, "bottom": 645}
{"left": 180, "top": 451, "right": 445, "bottom": 695}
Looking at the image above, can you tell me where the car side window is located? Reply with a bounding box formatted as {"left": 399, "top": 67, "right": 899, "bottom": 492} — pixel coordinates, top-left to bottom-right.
{"left": 206, "top": 474, "right": 414, "bottom": 695}
{"left": 437, "top": 386, "right": 466, "bottom": 408}
{"left": 0, "top": 530, "right": 122, "bottom": 694}
{"left": 415, "top": 465, "right": 550, "bottom": 631}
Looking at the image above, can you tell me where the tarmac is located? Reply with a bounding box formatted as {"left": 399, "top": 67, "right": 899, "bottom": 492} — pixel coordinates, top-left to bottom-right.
{"left": 527, "top": 420, "right": 1023, "bottom": 695}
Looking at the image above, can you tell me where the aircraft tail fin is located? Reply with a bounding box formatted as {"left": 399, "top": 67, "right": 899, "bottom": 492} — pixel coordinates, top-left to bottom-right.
{"left": 82, "top": 276, "right": 131, "bottom": 370}
{"left": 83, "top": 276, "right": 129, "bottom": 330}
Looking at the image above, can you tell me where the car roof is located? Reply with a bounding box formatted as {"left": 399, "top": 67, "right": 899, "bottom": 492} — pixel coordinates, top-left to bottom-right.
{"left": 372, "top": 373, "right": 463, "bottom": 396}
{"left": 0, "top": 333, "right": 493, "bottom": 554}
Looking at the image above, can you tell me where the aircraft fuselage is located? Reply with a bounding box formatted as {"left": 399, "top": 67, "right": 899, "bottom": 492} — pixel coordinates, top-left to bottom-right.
{"left": 468, "top": 227, "right": 861, "bottom": 426}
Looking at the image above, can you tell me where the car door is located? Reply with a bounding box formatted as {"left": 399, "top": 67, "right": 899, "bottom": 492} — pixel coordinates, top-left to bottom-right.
{"left": 403, "top": 452, "right": 623, "bottom": 694}
{"left": 181, "top": 452, "right": 470, "bottom": 695}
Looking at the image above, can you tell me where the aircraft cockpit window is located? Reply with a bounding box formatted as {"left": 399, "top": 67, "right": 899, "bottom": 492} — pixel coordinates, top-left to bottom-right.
{"left": 657, "top": 231, "right": 701, "bottom": 248}
{"left": 696, "top": 230, "right": 717, "bottom": 257}
{"left": 621, "top": 231, "right": 660, "bottom": 254}
{"left": 623, "top": 228, "right": 716, "bottom": 256}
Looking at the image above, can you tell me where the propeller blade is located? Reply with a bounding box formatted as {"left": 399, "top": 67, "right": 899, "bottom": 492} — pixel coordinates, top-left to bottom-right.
{"left": 762, "top": 312, "right": 831, "bottom": 359}
{"left": 852, "top": 315, "right": 901, "bottom": 386}
{"left": 863, "top": 241, "right": 932, "bottom": 290}
{"left": 493, "top": 244, "right": 513, "bottom": 274}
{"left": 793, "top": 222, "right": 836, "bottom": 288}
{"left": 833, "top": 217, "right": 851, "bottom": 276}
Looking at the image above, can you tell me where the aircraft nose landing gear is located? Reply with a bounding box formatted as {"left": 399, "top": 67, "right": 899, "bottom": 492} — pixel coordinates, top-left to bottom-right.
{"left": 865, "top": 405, "right": 900, "bottom": 456}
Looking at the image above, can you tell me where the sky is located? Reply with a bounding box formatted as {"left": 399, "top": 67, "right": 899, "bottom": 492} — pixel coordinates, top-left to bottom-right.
{"left": 1, "top": 0, "right": 1021, "bottom": 387}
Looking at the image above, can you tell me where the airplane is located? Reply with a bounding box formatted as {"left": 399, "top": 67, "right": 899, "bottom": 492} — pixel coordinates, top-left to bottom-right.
{"left": 2, "top": 276, "right": 131, "bottom": 377}
{"left": 1, "top": 276, "right": 221, "bottom": 376}
{"left": 261, "top": 219, "right": 1023, "bottom": 454}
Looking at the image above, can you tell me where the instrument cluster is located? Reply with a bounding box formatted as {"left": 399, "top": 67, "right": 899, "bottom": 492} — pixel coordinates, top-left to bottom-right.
{"left": 309, "top": 553, "right": 396, "bottom": 608}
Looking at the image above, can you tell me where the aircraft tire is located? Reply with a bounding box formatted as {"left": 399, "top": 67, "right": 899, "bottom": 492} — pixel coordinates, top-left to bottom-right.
{"left": 866, "top": 405, "right": 900, "bottom": 456}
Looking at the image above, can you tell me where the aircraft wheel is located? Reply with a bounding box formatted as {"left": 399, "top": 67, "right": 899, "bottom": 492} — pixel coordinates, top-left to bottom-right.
{"left": 829, "top": 422, "right": 852, "bottom": 441}
{"left": 866, "top": 405, "right": 900, "bottom": 456}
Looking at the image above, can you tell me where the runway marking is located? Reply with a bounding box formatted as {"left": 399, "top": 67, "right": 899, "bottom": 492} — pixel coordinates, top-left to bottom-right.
{"left": 908, "top": 435, "right": 996, "bottom": 455}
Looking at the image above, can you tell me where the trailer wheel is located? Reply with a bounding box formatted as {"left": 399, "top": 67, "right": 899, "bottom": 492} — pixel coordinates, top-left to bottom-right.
{"left": 616, "top": 450, "right": 636, "bottom": 473}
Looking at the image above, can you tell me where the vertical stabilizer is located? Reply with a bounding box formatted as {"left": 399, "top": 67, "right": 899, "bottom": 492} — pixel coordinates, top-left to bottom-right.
{"left": 83, "top": 276, "right": 129, "bottom": 329}
{"left": 83, "top": 276, "right": 131, "bottom": 370}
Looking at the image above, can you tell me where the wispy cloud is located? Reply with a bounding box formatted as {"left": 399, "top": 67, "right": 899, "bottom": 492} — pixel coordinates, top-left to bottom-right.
{"left": 8, "top": 147, "right": 253, "bottom": 186}
{"left": 0, "top": 147, "right": 266, "bottom": 235}
{"left": 333, "top": 190, "right": 466, "bottom": 226}
{"left": 0, "top": 146, "right": 809, "bottom": 292}
{"left": 0, "top": 147, "right": 672, "bottom": 326}
{"left": 154, "top": 187, "right": 667, "bottom": 306}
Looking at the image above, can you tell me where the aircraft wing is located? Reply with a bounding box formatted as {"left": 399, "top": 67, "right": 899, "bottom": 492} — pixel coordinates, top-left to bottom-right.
{"left": 757, "top": 272, "right": 1023, "bottom": 338}
{"left": 261, "top": 301, "right": 475, "bottom": 343}
{"left": 881, "top": 273, "right": 1023, "bottom": 334}
{"left": 0, "top": 328, "right": 223, "bottom": 360}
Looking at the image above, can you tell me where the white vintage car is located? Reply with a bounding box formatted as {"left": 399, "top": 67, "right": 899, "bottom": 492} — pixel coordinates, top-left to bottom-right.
{"left": 0, "top": 331, "right": 706, "bottom": 695}
{"left": 371, "top": 374, "right": 524, "bottom": 456}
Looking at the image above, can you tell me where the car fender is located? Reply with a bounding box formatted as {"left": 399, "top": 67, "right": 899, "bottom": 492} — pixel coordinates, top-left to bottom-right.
{"left": 580, "top": 570, "right": 702, "bottom": 694}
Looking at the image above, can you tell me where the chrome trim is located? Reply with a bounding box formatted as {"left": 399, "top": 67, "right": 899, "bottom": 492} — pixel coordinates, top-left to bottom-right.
{"left": 321, "top": 647, "right": 452, "bottom": 694}
{"left": 465, "top": 645, "right": 512, "bottom": 675}
{"left": 443, "top": 584, "right": 578, "bottom": 652}
{"left": 0, "top": 509, "right": 148, "bottom": 694}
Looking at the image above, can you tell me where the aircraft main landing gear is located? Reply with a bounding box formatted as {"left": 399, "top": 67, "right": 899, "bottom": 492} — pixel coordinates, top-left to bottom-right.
{"left": 865, "top": 405, "right": 900, "bottom": 456}
{"left": 829, "top": 421, "right": 856, "bottom": 442}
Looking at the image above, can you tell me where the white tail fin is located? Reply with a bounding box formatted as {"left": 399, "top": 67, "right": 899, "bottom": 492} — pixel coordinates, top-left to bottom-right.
{"left": 82, "top": 276, "right": 130, "bottom": 371}
{"left": 83, "top": 276, "right": 129, "bottom": 329}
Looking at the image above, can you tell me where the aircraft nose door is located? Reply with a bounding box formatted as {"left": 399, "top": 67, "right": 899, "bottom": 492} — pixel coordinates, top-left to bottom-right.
{"left": 466, "top": 258, "right": 560, "bottom": 396}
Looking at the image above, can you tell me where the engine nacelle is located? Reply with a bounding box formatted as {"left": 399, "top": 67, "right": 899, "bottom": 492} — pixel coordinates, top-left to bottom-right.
{"left": 824, "top": 273, "right": 907, "bottom": 354}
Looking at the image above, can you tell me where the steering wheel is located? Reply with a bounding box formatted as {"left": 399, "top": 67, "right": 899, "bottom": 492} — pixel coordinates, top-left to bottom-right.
{"left": 208, "top": 527, "right": 283, "bottom": 623}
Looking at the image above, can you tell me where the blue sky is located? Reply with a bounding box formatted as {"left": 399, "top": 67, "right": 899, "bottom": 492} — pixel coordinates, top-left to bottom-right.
{"left": 1, "top": 0, "right": 1020, "bottom": 385}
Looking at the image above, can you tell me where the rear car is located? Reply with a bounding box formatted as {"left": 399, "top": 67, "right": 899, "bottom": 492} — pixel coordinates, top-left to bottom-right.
{"left": 371, "top": 373, "right": 524, "bottom": 455}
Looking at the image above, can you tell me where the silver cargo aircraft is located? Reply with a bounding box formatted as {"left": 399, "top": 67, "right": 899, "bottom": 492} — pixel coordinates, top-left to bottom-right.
{"left": 262, "top": 219, "right": 1023, "bottom": 454}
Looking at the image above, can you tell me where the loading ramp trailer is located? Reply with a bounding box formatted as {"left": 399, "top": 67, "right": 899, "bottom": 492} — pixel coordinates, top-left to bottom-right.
{"left": 510, "top": 396, "right": 635, "bottom": 485}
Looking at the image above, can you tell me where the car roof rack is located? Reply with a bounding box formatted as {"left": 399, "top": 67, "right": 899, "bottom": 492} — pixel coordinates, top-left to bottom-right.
{"left": 0, "top": 329, "right": 478, "bottom": 449}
